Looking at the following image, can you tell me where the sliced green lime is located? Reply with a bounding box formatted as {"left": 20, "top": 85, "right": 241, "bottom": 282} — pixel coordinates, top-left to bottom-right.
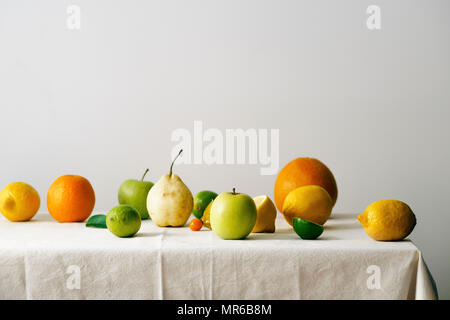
{"left": 293, "top": 217, "right": 324, "bottom": 240}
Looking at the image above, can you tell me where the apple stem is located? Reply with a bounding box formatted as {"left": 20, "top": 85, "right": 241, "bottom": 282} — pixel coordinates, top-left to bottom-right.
{"left": 170, "top": 149, "right": 183, "bottom": 176}
{"left": 232, "top": 187, "right": 236, "bottom": 195}
{"left": 141, "top": 168, "right": 149, "bottom": 181}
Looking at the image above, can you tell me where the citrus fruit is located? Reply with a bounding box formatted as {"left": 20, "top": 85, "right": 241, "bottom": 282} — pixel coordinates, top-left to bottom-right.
{"left": 274, "top": 157, "right": 338, "bottom": 212}
{"left": 192, "top": 190, "right": 217, "bottom": 219}
{"left": 106, "top": 205, "right": 141, "bottom": 237}
{"left": 201, "top": 201, "right": 213, "bottom": 229}
{"left": 252, "top": 195, "right": 277, "bottom": 233}
{"left": 358, "top": 200, "right": 416, "bottom": 241}
{"left": 0, "top": 182, "right": 40, "bottom": 222}
{"left": 47, "top": 175, "right": 95, "bottom": 222}
{"left": 282, "top": 185, "right": 333, "bottom": 226}
{"left": 189, "top": 218, "right": 203, "bottom": 231}
{"left": 293, "top": 217, "right": 324, "bottom": 239}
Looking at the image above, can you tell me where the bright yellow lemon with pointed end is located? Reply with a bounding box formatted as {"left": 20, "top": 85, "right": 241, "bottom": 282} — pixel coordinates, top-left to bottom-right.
{"left": 0, "top": 182, "right": 40, "bottom": 222}
{"left": 252, "top": 195, "right": 277, "bottom": 233}
{"left": 358, "top": 200, "right": 416, "bottom": 241}
{"left": 282, "top": 185, "right": 333, "bottom": 226}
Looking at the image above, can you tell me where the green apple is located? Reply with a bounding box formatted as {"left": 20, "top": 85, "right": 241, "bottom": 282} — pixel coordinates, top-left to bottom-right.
{"left": 118, "top": 169, "right": 153, "bottom": 219}
{"left": 210, "top": 188, "right": 257, "bottom": 240}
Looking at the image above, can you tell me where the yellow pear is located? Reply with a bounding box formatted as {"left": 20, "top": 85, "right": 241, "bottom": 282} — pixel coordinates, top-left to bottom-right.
{"left": 252, "top": 195, "right": 277, "bottom": 233}
{"left": 147, "top": 150, "right": 193, "bottom": 227}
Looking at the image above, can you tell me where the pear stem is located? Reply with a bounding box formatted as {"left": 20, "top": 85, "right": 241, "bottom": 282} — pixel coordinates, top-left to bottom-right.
{"left": 141, "top": 168, "right": 149, "bottom": 181}
{"left": 170, "top": 149, "right": 183, "bottom": 176}
{"left": 232, "top": 187, "right": 236, "bottom": 195}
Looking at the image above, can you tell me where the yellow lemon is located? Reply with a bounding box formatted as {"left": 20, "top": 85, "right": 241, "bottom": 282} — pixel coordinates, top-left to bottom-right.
{"left": 252, "top": 195, "right": 277, "bottom": 233}
{"left": 201, "top": 201, "right": 213, "bottom": 229}
{"left": 282, "top": 185, "right": 333, "bottom": 226}
{"left": 0, "top": 182, "right": 40, "bottom": 222}
{"left": 358, "top": 199, "right": 416, "bottom": 241}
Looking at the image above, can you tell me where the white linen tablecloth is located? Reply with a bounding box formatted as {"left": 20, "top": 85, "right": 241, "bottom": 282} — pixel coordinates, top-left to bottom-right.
{"left": 0, "top": 212, "right": 438, "bottom": 300}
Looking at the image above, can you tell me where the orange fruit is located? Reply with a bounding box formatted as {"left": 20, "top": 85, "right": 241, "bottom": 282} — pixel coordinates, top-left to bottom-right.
{"left": 189, "top": 218, "right": 203, "bottom": 231}
{"left": 274, "top": 157, "right": 338, "bottom": 212}
{"left": 47, "top": 175, "right": 95, "bottom": 222}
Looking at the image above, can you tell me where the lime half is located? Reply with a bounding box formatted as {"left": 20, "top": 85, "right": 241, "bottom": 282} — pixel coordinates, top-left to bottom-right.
{"left": 293, "top": 217, "right": 324, "bottom": 240}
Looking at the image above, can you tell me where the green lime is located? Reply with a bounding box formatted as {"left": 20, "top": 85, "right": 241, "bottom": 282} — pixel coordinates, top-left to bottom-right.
{"left": 293, "top": 217, "right": 324, "bottom": 240}
{"left": 192, "top": 190, "right": 217, "bottom": 219}
{"left": 106, "top": 205, "right": 141, "bottom": 238}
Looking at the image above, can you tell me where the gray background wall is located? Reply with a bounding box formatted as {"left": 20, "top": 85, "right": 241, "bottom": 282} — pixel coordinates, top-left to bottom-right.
{"left": 1, "top": 0, "right": 449, "bottom": 299}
